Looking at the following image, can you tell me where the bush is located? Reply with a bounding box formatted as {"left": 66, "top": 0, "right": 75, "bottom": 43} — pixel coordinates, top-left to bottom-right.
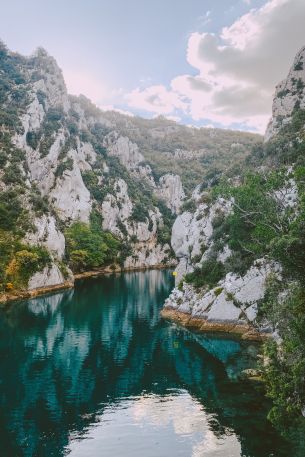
{"left": 131, "top": 201, "right": 149, "bottom": 222}
{"left": 65, "top": 221, "right": 120, "bottom": 272}
{"left": 4, "top": 245, "right": 50, "bottom": 289}
{"left": 185, "top": 257, "right": 225, "bottom": 289}
{"left": 181, "top": 199, "right": 197, "bottom": 213}
{"left": 55, "top": 158, "right": 74, "bottom": 177}
{"left": 82, "top": 170, "right": 107, "bottom": 202}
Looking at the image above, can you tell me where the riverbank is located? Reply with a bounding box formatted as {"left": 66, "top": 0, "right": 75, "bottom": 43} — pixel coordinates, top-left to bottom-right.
{"left": 160, "top": 308, "right": 270, "bottom": 342}
{"left": 0, "top": 263, "right": 175, "bottom": 306}
{"left": 74, "top": 262, "right": 174, "bottom": 280}
{"left": 0, "top": 280, "right": 74, "bottom": 306}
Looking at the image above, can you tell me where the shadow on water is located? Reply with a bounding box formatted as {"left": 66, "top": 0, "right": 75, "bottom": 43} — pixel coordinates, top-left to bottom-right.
{"left": 0, "top": 269, "right": 293, "bottom": 456}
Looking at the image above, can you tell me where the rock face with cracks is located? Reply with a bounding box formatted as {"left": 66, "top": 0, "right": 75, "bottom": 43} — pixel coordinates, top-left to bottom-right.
{"left": 1, "top": 45, "right": 185, "bottom": 294}
{"left": 265, "top": 45, "right": 305, "bottom": 140}
{"left": 162, "top": 259, "right": 281, "bottom": 340}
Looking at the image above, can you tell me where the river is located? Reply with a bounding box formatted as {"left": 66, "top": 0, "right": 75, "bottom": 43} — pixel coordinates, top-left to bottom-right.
{"left": 0, "top": 269, "right": 292, "bottom": 456}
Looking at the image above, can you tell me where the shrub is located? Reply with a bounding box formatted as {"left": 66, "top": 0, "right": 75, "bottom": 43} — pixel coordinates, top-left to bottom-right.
{"left": 131, "top": 201, "right": 149, "bottom": 222}
{"left": 214, "top": 287, "right": 223, "bottom": 296}
{"left": 55, "top": 158, "right": 74, "bottom": 177}
{"left": 181, "top": 199, "right": 197, "bottom": 213}
{"left": 5, "top": 246, "right": 50, "bottom": 289}
{"left": 185, "top": 257, "right": 225, "bottom": 289}
{"left": 65, "top": 221, "right": 120, "bottom": 273}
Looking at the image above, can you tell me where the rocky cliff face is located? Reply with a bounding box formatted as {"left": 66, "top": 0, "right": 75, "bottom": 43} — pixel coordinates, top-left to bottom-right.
{"left": 162, "top": 259, "right": 281, "bottom": 340}
{"left": 162, "top": 46, "right": 305, "bottom": 338}
{"left": 171, "top": 191, "right": 232, "bottom": 284}
{"left": 265, "top": 45, "right": 305, "bottom": 140}
{"left": 162, "top": 181, "right": 283, "bottom": 337}
{"left": 0, "top": 45, "right": 183, "bottom": 294}
{"left": 0, "top": 42, "right": 260, "bottom": 296}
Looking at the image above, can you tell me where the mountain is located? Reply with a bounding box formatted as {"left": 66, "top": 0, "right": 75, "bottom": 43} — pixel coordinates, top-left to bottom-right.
{"left": 0, "top": 41, "right": 259, "bottom": 298}
{"left": 265, "top": 46, "right": 305, "bottom": 140}
{"left": 162, "top": 45, "right": 305, "bottom": 438}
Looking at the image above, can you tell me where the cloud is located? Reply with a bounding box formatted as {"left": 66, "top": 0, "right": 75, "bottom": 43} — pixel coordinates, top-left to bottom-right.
{"left": 198, "top": 10, "right": 212, "bottom": 27}
{"left": 126, "top": 0, "right": 305, "bottom": 133}
{"left": 125, "top": 84, "right": 187, "bottom": 115}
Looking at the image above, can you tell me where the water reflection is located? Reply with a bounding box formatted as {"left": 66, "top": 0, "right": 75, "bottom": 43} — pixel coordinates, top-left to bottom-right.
{"left": 68, "top": 392, "right": 241, "bottom": 457}
{"left": 0, "top": 270, "right": 289, "bottom": 457}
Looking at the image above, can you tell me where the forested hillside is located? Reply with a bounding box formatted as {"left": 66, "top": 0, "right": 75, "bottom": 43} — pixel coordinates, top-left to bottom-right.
{"left": 101, "top": 112, "right": 261, "bottom": 194}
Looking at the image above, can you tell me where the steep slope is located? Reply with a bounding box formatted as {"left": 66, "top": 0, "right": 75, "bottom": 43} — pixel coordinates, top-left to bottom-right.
{"left": 100, "top": 112, "right": 261, "bottom": 194}
{"left": 0, "top": 41, "right": 259, "bottom": 298}
{"left": 266, "top": 45, "right": 305, "bottom": 140}
{"left": 162, "top": 45, "right": 305, "bottom": 434}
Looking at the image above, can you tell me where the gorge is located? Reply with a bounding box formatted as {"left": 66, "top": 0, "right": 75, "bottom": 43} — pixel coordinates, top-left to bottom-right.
{"left": 1, "top": 39, "right": 305, "bottom": 454}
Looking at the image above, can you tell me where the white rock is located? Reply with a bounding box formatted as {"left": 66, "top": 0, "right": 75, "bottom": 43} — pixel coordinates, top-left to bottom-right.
{"left": 207, "top": 293, "right": 241, "bottom": 323}
{"left": 155, "top": 174, "right": 185, "bottom": 214}
{"left": 171, "top": 197, "right": 232, "bottom": 283}
{"left": 50, "top": 161, "right": 92, "bottom": 222}
{"left": 25, "top": 215, "right": 65, "bottom": 259}
{"left": 265, "top": 45, "right": 305, "bottom": 140}
{"left": 163, "top": 259, "right": 281, "bottom": 328}
{"left": 28, "top": 264, "right": 65, "bottom": 290}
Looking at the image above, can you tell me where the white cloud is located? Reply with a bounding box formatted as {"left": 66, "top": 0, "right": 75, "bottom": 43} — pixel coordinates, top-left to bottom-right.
{"left": 125, "top": 84, "right": 187, "bottom": 115}
{"left": 198, "top": 10, "right": 212, "bottom": 27}
{"left": 126, "top": 0, "right": 305, "bottom": 133}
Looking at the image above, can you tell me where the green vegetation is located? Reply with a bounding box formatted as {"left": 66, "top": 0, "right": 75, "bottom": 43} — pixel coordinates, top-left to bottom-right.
{"left": 55, "top": 157, "right": 74, "bottom": 177}
{"left": 0, "top": 228, "right": 51, "bottom": 292}
{"left": 261, "top": 280, "right": 305, "bottom": 451}
{"left": 184, "top": 110, "right": 305, "bottom": 441}
{"left": 0, "top": 41, "right": 29, "bottom": 133}
{"left": 185, "top": 257, "right": 225, "bottom": 289}
{"left": 294, "top": 59, "right": 304, "bottom": 71}
{"left": 100, "top": 112, "right": 261, "bottom": 195}
{"left": 0, "top": 184, "right": 49, "bottom": 292}
{"left": 65, "top": 220, "right": 120, "bottom": 273}
{"left": 181, "top": 198, "right": 197, "bottom": 213}
{"left": 5, "top": 245, "right": 50, "bottom": 289}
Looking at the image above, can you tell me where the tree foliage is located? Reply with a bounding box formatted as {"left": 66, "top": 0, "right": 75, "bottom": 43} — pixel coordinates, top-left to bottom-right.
{"left": 65, "top": 221, "right": 120, "bottom": 273}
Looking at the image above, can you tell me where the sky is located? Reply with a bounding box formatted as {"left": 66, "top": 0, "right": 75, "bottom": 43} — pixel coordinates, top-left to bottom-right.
{"left": 1, "top": 0, "right": 305, "bottom": 133}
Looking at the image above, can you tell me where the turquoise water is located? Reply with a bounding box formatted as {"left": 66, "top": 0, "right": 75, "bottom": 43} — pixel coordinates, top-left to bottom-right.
{"left": 0, "top": 269, "right": 291, "bottom": 456}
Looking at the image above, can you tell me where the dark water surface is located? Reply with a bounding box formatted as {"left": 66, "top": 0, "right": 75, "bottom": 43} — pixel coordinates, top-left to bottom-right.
{"left": 0, "top": 269, "right": 292, "bottom": 456}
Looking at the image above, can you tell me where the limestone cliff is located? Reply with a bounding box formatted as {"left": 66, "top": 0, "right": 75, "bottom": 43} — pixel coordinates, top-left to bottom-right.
{"left": 265, "top": 45, "right": 305, "bottom": 140}
{"left": 0, "top": 44, "right": 180, "bottom": 294}
{"left": 162, "top": 45, "right": 305, "bottom": 338}
{"left": 0, "top": 42, "right": 259, "bottom": 296}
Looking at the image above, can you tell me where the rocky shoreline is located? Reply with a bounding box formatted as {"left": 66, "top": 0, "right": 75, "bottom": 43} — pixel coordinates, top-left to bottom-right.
{"left": 160, "top": 308, "right": 270, "bottom": 342}
{"left": 74, "top": 262, "right": 175, "bottom": 280}
{"left": 0, "top": 263, "right": 174, "bottom": 306}
{"left": 0, "top": 280, "right": 74, "bottom": 306}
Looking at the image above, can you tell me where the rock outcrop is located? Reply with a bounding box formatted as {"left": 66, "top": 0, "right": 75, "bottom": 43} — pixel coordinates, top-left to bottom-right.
{"left": 25, "top": 215, "right": 65, "bottom": 260}
{"left": 28, "top": 264, "right": 67, "bottom": 290}
{"left": 161, "top": 45, "right": 305, "bottom": 338}
{"left": 171, "top": 196, "right": 232, "bottom": 283}
{"left": 162, "top": 259, "right": 281, "bottom": 340}
{"left": 0, "top": 44, "right": 187, "bottom": 297}
{"left": 265, "top": 45, "right": 305, "bottom": 140}
{"left": 156, "top": 174, "right": 185, "bottom": 214}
